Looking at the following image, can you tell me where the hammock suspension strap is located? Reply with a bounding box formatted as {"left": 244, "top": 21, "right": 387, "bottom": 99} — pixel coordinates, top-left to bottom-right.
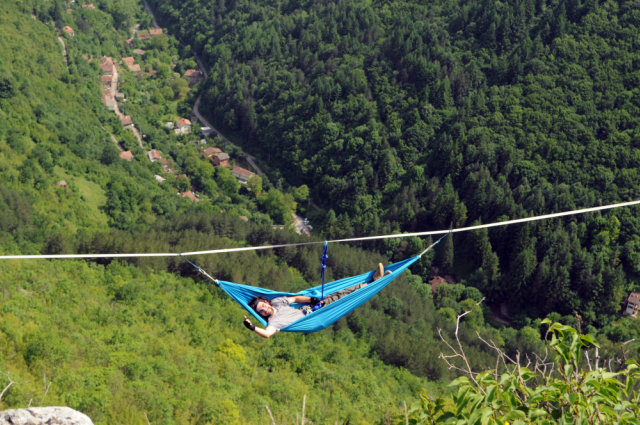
{"left": 179, "top": 254, "right": 219, "bottom": 286}
{"left": 419, "top": 229, "right": 452, "bottom": 258}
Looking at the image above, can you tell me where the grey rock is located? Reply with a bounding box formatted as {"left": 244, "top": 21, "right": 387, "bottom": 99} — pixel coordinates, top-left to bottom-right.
{"left": 0, "top": 407, "right": 93, "bottom": 425}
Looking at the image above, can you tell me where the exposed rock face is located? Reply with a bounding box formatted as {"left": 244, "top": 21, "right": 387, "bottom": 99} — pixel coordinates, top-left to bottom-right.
{"left": 0, "top": 407, "right": 93, "bottom": 425}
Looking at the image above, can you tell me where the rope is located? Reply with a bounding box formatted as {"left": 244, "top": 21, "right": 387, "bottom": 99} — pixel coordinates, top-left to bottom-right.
{"left": 1, "top": 199, "right": 639, "bottom": 259}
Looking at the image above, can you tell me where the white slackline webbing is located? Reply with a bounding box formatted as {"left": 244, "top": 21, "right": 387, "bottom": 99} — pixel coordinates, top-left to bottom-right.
{"left": 1, "top": 200, "right": 639, "bottom": 260}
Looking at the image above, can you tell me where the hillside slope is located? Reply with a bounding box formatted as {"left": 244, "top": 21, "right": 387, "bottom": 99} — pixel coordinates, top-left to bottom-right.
{"left": 150, "top": 0, "right": 640, "bottom": 327}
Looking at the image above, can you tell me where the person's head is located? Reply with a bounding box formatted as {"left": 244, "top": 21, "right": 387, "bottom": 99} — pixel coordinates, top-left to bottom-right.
{"left": 249, "top": 296, "right": 274, "bottom": 318}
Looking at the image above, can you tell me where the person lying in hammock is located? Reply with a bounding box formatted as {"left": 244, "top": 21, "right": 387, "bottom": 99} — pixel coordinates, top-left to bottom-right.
{"left": 243, "top": 263, "right": 391, "bottom": 338}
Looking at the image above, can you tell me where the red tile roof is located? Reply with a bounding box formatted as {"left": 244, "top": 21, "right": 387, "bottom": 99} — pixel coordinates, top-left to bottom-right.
{"left": 81, "top": 4, "right": 95, "bottom": 9}
{"left": 148, "top": 150, "right": 161, "bottom": 161}
{"left": 122, "top": 57, "right": 135, "bottom": 67}
{"left": 203, "top": 147, "right": 222, "bottom": 156}
{"left": 181, "top": 191, "right": 198, "bottom": 201}
{"left": 119, "top": 150, "right": 134, "bottom": 160}
{"left": 184, "top": 69, "right": 202, "bottom": 78}
{"left": 120, "top": 115, "right": 133, "bottom": 126}
{"left": 232, "top": 166, "right": 254, "bottom": 179}
{"left": 149, "top": 28, "right": 163, "bottom": 36}
{"left": 429, "top": 276, "right": 447, "bottom": 294}
{"left": 133, "top": 49, "right": 145, "bottom": 56}
{"left": 102, "top": 75, "right": 113, "bottom": 84}
{"left": 177, "top": 118, "right": 191, "bottom": 127}
{"left": 62, "top": 26, "right": 75, "bottom": 35}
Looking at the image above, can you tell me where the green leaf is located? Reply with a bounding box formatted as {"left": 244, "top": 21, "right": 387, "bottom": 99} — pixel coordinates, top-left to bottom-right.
{"left": 501, "top": 410, "right": 526, "bottom": 421}
{"left": 580, "top": 334, "right": 600, "bottom": 348}
{"left": 529, "top": 409, "right": 549, "bottom": 419}
{"left": 485, "top": 385, "right": 497, "bottom": 406}
{"left": 455, "top": 387, "right": 472, "bottom": 414}
{"left": 448, "top": 376, "right": 471, "bottom": 387}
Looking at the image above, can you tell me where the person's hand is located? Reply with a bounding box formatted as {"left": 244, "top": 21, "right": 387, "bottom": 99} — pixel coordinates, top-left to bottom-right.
{"left": 243, "top": 315, "right": 255, "bottom": 331}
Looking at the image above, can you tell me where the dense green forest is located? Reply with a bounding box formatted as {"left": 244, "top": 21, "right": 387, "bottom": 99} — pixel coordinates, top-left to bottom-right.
{"left": 2, "top": 0, "right": 640, "bottom": 422}
{"left": 149, "top": 0, "right": 640, "bottom": 330}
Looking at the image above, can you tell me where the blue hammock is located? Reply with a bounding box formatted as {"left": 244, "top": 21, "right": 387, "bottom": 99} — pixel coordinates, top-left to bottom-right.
{"left": 217, "top": 256, "right": 419, "bottom": 333}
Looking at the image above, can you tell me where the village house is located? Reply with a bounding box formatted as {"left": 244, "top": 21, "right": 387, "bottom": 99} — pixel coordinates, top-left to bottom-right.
{"left": 184, "top": 69, "right": 203, "bottom": 85}
{"left": 133, "top": 49, "right": 145, "bottom": 56}
{"left": 120, "top": 115, "right": 133, "bottom": 129}
{"left": 149, "top": 28, "right": 163, "bottom": 36}
{"left": 137, "top": 30, "right": 150, "bottom": 40}
{"left": 67, "top": 8, "right": 72, "bottom": 14}
{"left": 148, "top": 150, "right": 161, "bottom": 162}
{"left": 57, "top": 180, "right": 67, "bottom": 189}
{"left": 201, "top": 127, "right": 212, "bottom": 136}
{"left": 81, "top": 4, "right": 95, "bottom": 9}
{"left": 180, "top": 191, "right": 198, "bottom": 201}
{"left": 100, "top": 56, "right": 116, "bottom": 75}
{"left": 119, "top": 151, "right": 134, "bottom": 161}
{"left": 623, "top": 290, "right": 640, "bottom": 318}
{"left": 62, "top": 26, "right": 75, "bottom": 36}
{"left": 231, "top": 166, "right": 254, "bottom": 183}
{"left": 203, "top": 147, "right": 222, "bottom": 158}
{"left": 122, "top": 57, "right": 141, "bottom": 74}
{"left": 155, "top": 175, "right": 166, "bottom": 183}
{"left": 176, "top": 118, "right": 191, "bottom": 134}
{"left": 429, "top": 276, "right": 447, "bottom": 295}
{"left": 212, "top": 153, "right": 230, "bottom": 167}
{"left": 101, "top": 75, "right": 113, "bottom": 86}
{"left": 101, "top": 93, "right": 116, "bottom": 110}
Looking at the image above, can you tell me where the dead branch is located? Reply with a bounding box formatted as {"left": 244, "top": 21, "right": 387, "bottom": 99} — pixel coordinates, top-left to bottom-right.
{"left": 40, "top": 374, "right": 51, "bottom": 407}
{"left": 0, "top": 371, "right": 30, "bottom": 404}
{"left": 437, "top": 298, "right": 487, "bottom": 394}
{"left": 403, "top": 400, "right": 408, "bottom": 425}
{"left": 265, "top": 406, "right": 276, "bottom": 425}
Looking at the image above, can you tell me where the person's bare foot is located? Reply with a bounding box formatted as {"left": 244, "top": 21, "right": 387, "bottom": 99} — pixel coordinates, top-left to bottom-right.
{"left": 372, "top": 263, "right": 392, "bottom": 281}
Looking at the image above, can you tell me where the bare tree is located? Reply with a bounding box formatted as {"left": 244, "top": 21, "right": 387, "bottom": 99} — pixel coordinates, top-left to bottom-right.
{"left": 0, "top": 371, "right": 30, "bottom": 404}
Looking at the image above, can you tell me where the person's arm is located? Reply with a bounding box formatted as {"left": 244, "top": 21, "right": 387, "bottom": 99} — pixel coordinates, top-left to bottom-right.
{"left": 243, "top": 315, "right": 277, "bottom": 339}
{"left": 286, "top": 295, "right": 321, "bottom": 304}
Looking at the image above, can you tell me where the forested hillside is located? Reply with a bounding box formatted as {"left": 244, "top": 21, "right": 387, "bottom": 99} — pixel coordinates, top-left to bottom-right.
{"left": 0, "top": 0, "right": 564, "bottom": 423}
{"left": 2, "top": 0, "right": 640, "bottom": 422}
{"left": 150, "top": 0, "right": 640, "bottom": 328}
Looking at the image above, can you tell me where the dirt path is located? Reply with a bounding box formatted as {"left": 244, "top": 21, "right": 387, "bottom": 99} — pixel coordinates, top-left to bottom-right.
{"left": 57, "top": 36, "right": 68, "bottom": 71}
{"left": 101, "top": 125, "right": 125, "bottom": 152}
{"left": 110, "top": 67, "right": 144, "bottom": 150}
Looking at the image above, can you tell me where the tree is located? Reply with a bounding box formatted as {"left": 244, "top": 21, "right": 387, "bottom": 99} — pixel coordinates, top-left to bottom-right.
{"left": 292, "top": 185, "right": 309, "bottom": 202}
{"left": 215, "top": 166, "right": 240, "bottom": 195}
{"left": 246, "top": 174, "right": 263, "bottom": 194}
{"left": 436, "top": 231, "right": 454, "bottom": 275}
{"left": 101, "top": 143, "right": 121, "bottom": 165}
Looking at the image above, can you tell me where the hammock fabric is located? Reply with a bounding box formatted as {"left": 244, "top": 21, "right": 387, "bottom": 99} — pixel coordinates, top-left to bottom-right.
{"left": 217, "top": 256, "right": 419, "bottom": 333}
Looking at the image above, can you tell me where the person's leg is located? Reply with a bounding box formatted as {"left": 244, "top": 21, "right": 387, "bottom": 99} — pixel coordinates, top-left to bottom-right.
{"left": 322, "top": 283, "right": 367, "bottom": 305}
